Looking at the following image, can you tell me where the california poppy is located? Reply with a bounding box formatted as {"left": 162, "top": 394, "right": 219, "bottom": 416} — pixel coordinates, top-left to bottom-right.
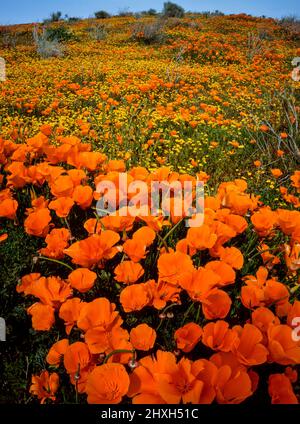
{"left": 27, "top": 302, "right": 55, "bottom": 331}
{"left": 64, "top": 341, "right": 91, "bottom": 374}
{"left": 202, "top": 321, "right": 238, "bottom": 352}
{"left": 30, "top": 371, "right": 59, "bottom": 404}
{"left": 268, "top": 374, "right": 298, "bottom": 404}
{"left": 46, "top": 339, "right": 69, "bottom": 366}
{"left": 64, "top": 231, "right": 120, "bottom": 268}
{"left": 86, "top": 363, "right": 130, "bottom": 404}
{"left": 68, "top": 268, "right": 97, "bottom": 293}
{"left": 114, "top": 261, "right": 144, "bottom": 284}
{"left": 24, "top": 208, "right": 51, "bottom": 237}
{"left": 59, "top": 297, "right": 86, "bottom": 335}
{"left": 232, "top": 324, "right": 268, "bottom": 366}
{"left": 130, "top": 323, "right": 156, "bottom": 351}
{"left": 174, "top": 322, "right": 203, "bottom": 353}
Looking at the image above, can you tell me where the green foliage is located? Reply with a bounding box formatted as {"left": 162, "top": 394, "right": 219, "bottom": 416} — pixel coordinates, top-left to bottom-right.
{"left": 141, "top": 9, "right": 157, "bottom": 16}
{"left": 94, "top": 10, "right": 111, "bottom": 19}
{"left": 162, "top": 2, "right": 185, "bottom": 18}
{"left": 43, "top": 11, "right": 63, "bottom": 24}
{"left": 45, "top": 25, "right": 76, "bottom": 42}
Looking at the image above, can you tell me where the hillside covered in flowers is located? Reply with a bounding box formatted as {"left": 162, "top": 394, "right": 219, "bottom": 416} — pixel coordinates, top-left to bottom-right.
{"left": 0, "top": 11, "right": 299, "bottom": 404}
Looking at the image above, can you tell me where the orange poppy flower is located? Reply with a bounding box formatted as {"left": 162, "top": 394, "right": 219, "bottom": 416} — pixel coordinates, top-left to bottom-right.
{"left": 140, "top": 214, "right": 169, "bottom": 232}
{"left": 67, "top": 169, "right": 87, "bottom": 186}
{"left": 84, "top": 218, "right": 102, "bottom": 235}
{"left": 287, "top": 300, "right": 300, "bottom": 327}
{"left": 291, "top": 170, "right": 300, "bottom": 189}
{"left": 68, "top": 268, "right": 97, "bottom": 293}
{"left": 130, "top": 323, "right": 156, "bottom": 351}
{"left": 284, "top": 366, "right": 298, "bottom": 383}
{"left": 232, "top": 324, "right": 268, "bottom": 366}
{"left": 133, "top": 226, "right": 156, "bottom": 245}
{"left": 259, "top": 243, "right": 280, "bottom": 269}
{"left": 176, "top": 238, "right": 197, "bottom": 256}
{"left": 29, "top": 276, "right": 72, "bottom": 307}
{"left": 267, "top": 325, "right": 300, "bottom": 365}
{"left": 260, "top": 124, "right": 269, "bottom": 132}
{"left": 107, "top": 160, "right": 126, "bottom": 172}
{"left": 16, "top": 272, "right": 41, "bottom": 294}
{"left": 268, "top": 374, "right": 298, "bottom": 404}
{"left": 186, "top": 224, "right": 217, "bottom": 251}
{"left": 277, "top": 209, "right": 300, "bottom": 235}
{"left": 219, "top": 247, "right": 244, "bottom": 270}
{"left": 59, "top": 297, "right": 86, "bottom": 335}
{"left": 79, "top": 151, "right": 107, "bottom": 171}
{"left": 215, "top": 365, "right": 253, "bottom": 404}
{"left": 157, "top": 357, "right": 207, "bottom": 404}
{"left": 284, "top": 242, "right": 300, "bottom": 271}
{"left": 86, "top": 363, "right": 130, "bottom": 404}
{"left": 128, "top": 350, "right": 177, "bottom": 403}
{"left": 100, "top": 213, "right": 135, "bottom": 233}
{"left": 64, "top": 231, "right": 120, "bottom": 268}
{"left": 0, "top": 232, "right": 8, "bottom": 242}
{"left": 27, "top": 303, "right": 55, "bottom": 331}
{"left": 64, "top": 342, "right": 91, "bottom": 374}
{"left": 158, "top": 252, "right": 194, "bottom": 287}
{"left": 201, "top": 288, "right": 232, "bottom": 320}
{"left": 251, "top": 208, "right": 277, "bottom": 237}
{"left": 202, "top": 321, "right": 238, "bottom": 352}
{"left": 39, "top": 227, "right": 71, "bottom": 259}
{"left": 49, "top": 196, "right": 74, "bottom": 218}
{"left": 85, "top": 324, "right": 130, "bottom": 356}
{"left": 144, "top": 279, "right": 181, "bottom": 310}
{"left": 72, "top": 185, "right": 93, "bottom": 209}
{"left": 77, "top": 298, "right": 119, "bottom": 332}
{"left": 120, "top": 283, "right": 150, "bottom": 313}
{"left": 205, "top": 261, "right": 235, "bottom": 287}
{"left": 24, "top": 208, "right": 51, "bottom": 237}
{"left": 0, "top": 197, "right": 18, "bottom": 219}
{"left": 211, "top": 221, "right": 236, "bottom": 248}
{"left": 251, "top": 307, "right": 280, "bottom": 336}
{"left": 30, "top": 371, "right": 59, "bottom": 404}
{"left": 223, "top": 214, "right": 248, "bottom": 234}
{"left": 264, "top": 278, "right": 290, "bottom": 315}
{"left": 50, "top": 175, "right": 74, "bottom": 198}
{"left": 46, "top": 339, "right": 69, "bottom": 366}
{"left": 122, "top": 238, "right": 147, "bottom": 262}
{"left": 179, "top": 266, "right": 220, "bottom": 298}
{"left": 271, "top": 168, "right": 283, "bottom": 178}
{"left": 114, "top": 261, "right": 144, "bottom": 284}
{"left": 40, "top": 124, "right": 53, "bottom": 136}
{"left": 174, "top": 322, "right": 203, "bottom": 353}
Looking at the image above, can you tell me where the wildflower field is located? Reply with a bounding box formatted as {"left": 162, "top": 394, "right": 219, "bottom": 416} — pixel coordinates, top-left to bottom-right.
{"left": 0, "top": 12, "right": 300, "bottom": 405}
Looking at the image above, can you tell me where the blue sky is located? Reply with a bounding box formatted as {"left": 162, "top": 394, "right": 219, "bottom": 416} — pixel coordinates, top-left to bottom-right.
{"left": 0, "top": 1, "right": 300, "bottom": 25}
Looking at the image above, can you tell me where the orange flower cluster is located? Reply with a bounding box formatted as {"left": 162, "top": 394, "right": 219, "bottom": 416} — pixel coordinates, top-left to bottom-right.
{"left": 0, "top": 132, "right": 299, "bottom": 404}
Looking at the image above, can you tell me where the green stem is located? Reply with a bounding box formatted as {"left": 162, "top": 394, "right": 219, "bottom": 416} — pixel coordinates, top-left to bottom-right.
{"left": 159, "top": 218, "right": 184, "bottom": 249}
{"left": 38, "top": 256, "right": 74, "bottom": 271}
{"left": 64, "top": 218, "right": 72, "bottom": 235}
{"left": 103, "top": 349, "right": 135, "bottom": 364}
{"left": 182, "top": 302, "right": 194, "bottom": 324}
{"left": 247, "top": 246, "right": 282, "bottom": 262}
{"left": 157, "top": 233, "right": 170, "bottom": 253}
{"left": 156, "top": 303, "right": 179, "bottom": 331}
